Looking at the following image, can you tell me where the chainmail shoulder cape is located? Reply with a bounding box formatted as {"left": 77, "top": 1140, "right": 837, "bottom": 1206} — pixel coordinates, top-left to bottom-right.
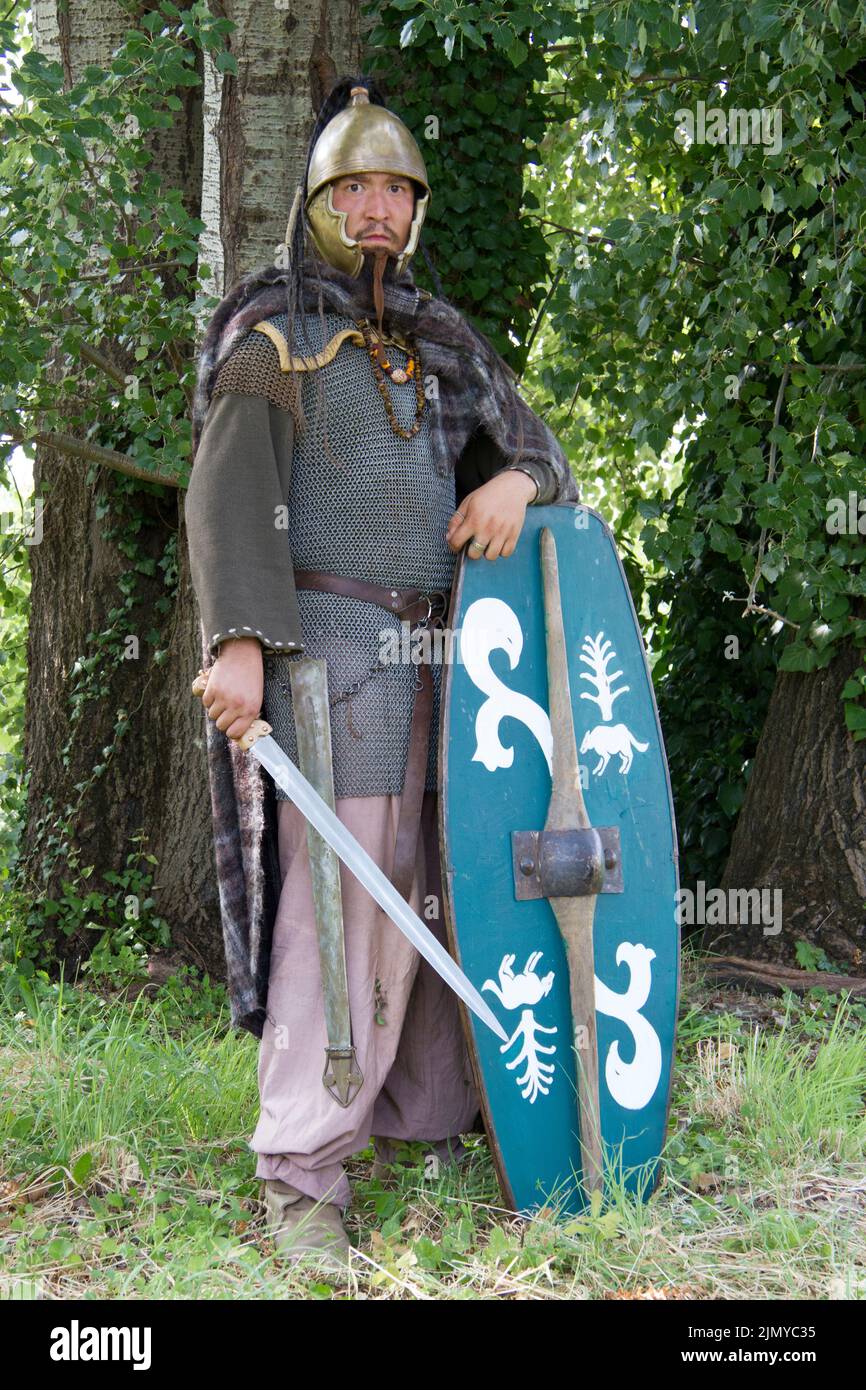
{"left": 189, "top": 253, "right": 579, "bottom": 1038}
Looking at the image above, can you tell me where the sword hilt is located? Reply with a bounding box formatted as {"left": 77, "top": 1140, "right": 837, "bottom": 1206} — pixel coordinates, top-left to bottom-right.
{"left": 191, "top": 668, "right": 273, "bottom": 751}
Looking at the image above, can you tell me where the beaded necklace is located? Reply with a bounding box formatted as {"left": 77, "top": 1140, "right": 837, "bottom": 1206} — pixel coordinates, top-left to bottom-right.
{"left": 355, "top": 316, "right": 426, "bottom": 440}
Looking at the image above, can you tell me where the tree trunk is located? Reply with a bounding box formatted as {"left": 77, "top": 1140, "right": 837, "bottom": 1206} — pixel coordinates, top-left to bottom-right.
{"left": 182, "top": 0, "right": 365, "bottom": 979}
{"left": 23, "top": 1, "right": 214, "bottom": 979}
{"left": 23, "top": 1, "right": 364, "bottom": 988}
{"left": 705, "top": 640, "right": 866, "bottom": 974}
{"left": 198, "top": 0, "right": 368, "bottom": 295}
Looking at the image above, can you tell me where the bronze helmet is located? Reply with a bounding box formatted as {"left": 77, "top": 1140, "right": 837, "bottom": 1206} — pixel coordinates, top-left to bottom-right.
{"left": 304, "top": 87, "right": 430, "bottom": 277}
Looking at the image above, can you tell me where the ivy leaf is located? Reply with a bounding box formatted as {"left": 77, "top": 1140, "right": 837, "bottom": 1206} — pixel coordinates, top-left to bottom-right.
{"left": 843, "top": 702, "right": 866, "bottom": 734}
{"left": 718, "top": 782, "right": 744, "bottom": 817}
{"left": 785, "top": 594, "right": 814, "bottom": 623}
{"left": 778, "top": 642, "right": 817, "bottom": 673}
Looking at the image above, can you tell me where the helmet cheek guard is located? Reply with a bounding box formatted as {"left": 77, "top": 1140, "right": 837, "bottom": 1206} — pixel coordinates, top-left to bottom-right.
{"left": 305, "top": 184, "right": 366, "bottom": 277}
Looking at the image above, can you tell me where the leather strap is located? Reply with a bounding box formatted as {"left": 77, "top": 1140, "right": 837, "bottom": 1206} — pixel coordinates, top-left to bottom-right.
{"left": 390, "top": 660, "right": 432, "bottom": 906}
{"left": 292, "top": 569, "right": 449, "bottom": 904}
{"left": 293, "top": 569, "right": 446, "bottom": 619}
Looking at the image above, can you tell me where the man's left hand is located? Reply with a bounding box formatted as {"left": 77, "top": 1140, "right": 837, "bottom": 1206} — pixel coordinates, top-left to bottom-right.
{"left": 445, "top": 470, "right": 537, "bottom": 561}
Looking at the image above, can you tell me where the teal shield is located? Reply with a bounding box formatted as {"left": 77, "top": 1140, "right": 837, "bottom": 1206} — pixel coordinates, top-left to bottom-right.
{"left": 438, "top": 503, "right": 680, "bottom": 1217}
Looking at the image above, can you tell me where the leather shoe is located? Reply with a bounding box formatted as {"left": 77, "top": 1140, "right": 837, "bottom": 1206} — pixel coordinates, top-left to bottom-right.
{"left": 262, "top": 1178, "right": 351, "bottom": 1269}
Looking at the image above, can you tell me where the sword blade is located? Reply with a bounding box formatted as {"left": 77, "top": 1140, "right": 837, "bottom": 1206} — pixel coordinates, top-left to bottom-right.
{"left": 253, "top": 734, "right": 508, "bottom": 1044}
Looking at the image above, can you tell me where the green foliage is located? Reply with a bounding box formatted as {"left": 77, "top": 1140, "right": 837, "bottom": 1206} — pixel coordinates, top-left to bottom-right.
{"left": 366, "top": 0, "right": 575, "bottom": 367}
{"left": 646, "top": 451, "right": 787, "bottom": 884}
{"left": 0, "top": 4, "right": 232, "bottom": 485}
{"left": 0, "top": 475, "right": 31, "bottom": 884}
{"left": 150, "top": 962, "right": 229, "bottom": 1033}
{"left": 18, "top": 468, "right": 184, "bottom": 975}
{"left": 794, "top": 938, "right": 837, "bottom": 973}
{"left": 1, "top": 830, "right": 171, "bottom": 998}
{"left": 410, "top": 0, "right": 866, "bottom": 884}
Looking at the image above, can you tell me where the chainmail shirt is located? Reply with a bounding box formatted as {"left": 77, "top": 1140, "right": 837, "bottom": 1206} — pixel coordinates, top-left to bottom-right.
{"left": 259, "top": 310, "right": 457, "bottom": 798}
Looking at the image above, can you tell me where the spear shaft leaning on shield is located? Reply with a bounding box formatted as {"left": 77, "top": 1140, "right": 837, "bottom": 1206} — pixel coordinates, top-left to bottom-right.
{"left": 539, "top": 527, "right": 604, "bottom": 1194}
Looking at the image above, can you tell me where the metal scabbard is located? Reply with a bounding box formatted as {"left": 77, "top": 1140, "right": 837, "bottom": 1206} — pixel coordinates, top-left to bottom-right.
{"left": 289, "top": 658, "right": 364, "bottom": 1107}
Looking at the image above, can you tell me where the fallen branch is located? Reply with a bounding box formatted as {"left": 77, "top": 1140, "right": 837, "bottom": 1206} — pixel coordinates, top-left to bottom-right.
{"left": 704, "top": 954, "right": 866, "bottom": 996}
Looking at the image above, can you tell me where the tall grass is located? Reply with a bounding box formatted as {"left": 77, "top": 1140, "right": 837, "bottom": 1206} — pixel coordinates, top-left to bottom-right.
{"left": 1, "top": 955, "right": 864, "bottom": 1300}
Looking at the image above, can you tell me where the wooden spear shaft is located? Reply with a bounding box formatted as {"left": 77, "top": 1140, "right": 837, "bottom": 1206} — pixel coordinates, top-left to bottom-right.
{"left": 539, "top": 526, "right": 604, "bottom": 1196}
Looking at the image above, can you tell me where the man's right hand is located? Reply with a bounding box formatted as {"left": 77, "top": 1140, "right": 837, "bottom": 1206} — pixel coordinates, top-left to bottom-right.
{"left": 201, "top": 637, "right": 264, "bottom": 742}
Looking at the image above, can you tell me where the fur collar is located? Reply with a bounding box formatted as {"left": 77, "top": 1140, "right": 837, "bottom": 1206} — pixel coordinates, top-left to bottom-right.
{"left": 191, "top": 255, "right": 518, "bottom": 461}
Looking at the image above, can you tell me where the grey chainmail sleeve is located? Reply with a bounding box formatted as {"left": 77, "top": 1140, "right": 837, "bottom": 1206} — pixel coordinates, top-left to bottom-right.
{"left": 208, "top": 324, "right": 300, "bottom": 417}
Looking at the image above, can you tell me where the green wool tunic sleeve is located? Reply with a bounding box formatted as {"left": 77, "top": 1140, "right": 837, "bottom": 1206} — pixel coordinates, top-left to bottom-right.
{"left": 499, "top": 459, "right": 558, "bottom": 504}
{"left": 455, "top": 425, "right": 561, "bottom": 506}
{"left": 185, "top": 390, "right": 306, "bottom": 661}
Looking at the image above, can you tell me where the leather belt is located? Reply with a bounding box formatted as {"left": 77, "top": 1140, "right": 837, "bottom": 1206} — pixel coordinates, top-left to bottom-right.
{"left": 292, "top": 568, "right": 450, "bottom": 905}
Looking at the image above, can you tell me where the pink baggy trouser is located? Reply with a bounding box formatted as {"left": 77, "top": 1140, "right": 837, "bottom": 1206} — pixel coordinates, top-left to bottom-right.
{"left": 249, "top": 788, "right": 480, "bottom": 1209}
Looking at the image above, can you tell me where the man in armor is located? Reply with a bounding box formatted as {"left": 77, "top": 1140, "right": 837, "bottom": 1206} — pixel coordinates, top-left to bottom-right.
{"left": 186, "top": 76, "right": 578, "bottom": 1268}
